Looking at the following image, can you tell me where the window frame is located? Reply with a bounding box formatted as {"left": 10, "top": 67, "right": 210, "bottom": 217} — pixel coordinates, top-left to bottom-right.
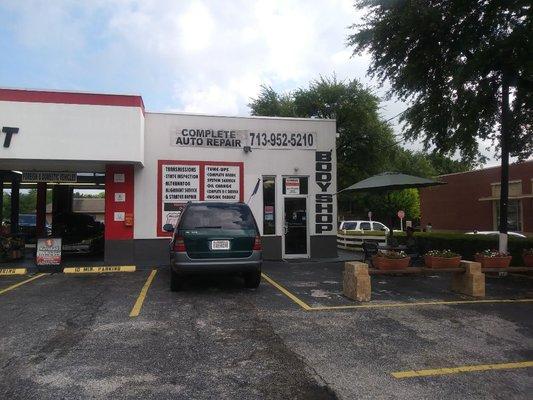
{"left": 262, "top": 175, "right": 277, "bottom": 236}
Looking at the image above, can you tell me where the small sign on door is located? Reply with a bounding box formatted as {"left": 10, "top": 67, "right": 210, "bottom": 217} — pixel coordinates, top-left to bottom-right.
{"left": 285, "top": 178, "right": 300, "bottom": 195}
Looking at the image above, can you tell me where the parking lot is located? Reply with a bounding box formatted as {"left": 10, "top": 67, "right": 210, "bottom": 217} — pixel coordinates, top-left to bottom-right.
{"left": 1, "top": 260, "right": 532, "bottom": 399}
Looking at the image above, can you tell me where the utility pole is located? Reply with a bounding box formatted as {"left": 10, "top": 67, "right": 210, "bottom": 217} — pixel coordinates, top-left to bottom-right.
{"left": 499, "top": 72, "right": 510, "bottom": 254}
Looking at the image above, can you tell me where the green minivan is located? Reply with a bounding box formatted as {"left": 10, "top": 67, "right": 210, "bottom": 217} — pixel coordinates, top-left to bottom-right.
{"left": 164, "top": 202, "right": 262, "bottom": 291}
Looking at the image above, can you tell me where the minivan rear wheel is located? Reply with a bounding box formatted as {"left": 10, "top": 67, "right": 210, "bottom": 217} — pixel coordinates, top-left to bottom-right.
{"left": 170, "top": 270, "right": 183, "bottom": 291}
{"left": 244, "top": 270, "right": 261, "bottom": 289}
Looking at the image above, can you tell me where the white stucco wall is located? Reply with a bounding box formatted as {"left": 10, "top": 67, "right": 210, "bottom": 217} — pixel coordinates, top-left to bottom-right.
{"left": 134, "top": 112, "right": 337, "bottom": 240}
{"left": 0, "top": 100, "right": 144, "bottom": 169}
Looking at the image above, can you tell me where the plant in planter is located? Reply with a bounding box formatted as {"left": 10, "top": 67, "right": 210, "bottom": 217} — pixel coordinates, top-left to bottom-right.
{"left": 523, "top": 249, "right": 533, "bottom": 268}
{"left": 372, "top": 250, "right": 411, "bottom": 270}
{"left": 475, "top": 249, "right": 512, "bottom": 268}
{"left": 424, "top": 249, "right": 461, "bottom": 268}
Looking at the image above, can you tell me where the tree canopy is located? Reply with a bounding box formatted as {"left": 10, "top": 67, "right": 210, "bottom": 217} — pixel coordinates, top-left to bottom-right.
{"left": 348, "top": 0, "right": 532, "bottom": 162}
{"left": 250, "top": 76, "right": 399, "bottom": 190}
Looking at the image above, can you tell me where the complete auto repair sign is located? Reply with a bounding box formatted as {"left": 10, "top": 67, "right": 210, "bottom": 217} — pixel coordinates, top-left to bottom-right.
{"left": 171, "top": 128, "right": 316, "bottom": 150}
{"left": 157, "top": 160, "right": 244, "bottom": 236}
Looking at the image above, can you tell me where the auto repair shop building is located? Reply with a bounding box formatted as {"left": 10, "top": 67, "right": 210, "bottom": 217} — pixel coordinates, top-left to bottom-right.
{"left": 0, "top": 88, "right": 338, "bottom": 264}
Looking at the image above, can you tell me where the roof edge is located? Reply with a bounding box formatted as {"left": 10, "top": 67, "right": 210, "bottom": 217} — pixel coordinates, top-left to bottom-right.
{"left": 147, "top": 110, "right": 336, "bottom": 122}
{"left": 438, "top": 159, "right": 533, "bottom": 178}
{"left": 0, "top": 87, "right": 145, "bottom": 112}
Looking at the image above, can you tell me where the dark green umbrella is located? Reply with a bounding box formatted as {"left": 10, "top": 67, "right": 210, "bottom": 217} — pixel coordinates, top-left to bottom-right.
{"left": 338, "top": 172, "right": 445, "bottom": 240}
{"left": 338, "top": 172, "right": 445, "bottom": 193}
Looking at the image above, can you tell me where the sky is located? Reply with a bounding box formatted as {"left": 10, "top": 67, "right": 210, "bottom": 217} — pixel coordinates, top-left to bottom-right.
{"left": 0, "top": 0, "right": 515, "bottom": 166}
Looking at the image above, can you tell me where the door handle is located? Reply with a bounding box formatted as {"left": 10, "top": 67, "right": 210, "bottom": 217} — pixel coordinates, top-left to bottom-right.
{"left": 284, "top": 224, "right": 288, "bottom": 235}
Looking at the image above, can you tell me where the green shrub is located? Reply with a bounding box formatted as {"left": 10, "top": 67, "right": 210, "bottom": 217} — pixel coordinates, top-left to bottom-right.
{"left": 395, "top": 232, "right": 533, "bottom": 266}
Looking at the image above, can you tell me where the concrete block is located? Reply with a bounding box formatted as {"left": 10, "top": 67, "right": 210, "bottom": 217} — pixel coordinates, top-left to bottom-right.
{"left": 343, "top": 261, "right": 371, "bottom": 302}
{"left": 462, "top": 260, "right": 482, "bottom": 274}
{"left": 451, "top": 261, "right": 485, "bottom": 297}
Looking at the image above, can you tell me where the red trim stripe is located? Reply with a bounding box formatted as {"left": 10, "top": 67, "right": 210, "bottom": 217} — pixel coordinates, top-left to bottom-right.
{"left": 0, "top": 88, "right": 145, "bottom": 112}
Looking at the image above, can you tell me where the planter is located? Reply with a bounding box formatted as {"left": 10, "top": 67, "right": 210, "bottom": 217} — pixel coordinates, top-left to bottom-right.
{"left": 476, "top": 255, "right": 512, "bottom": 268}
{"left": 424, "top": 255, "right": 461, "bottom": 268}
{"left": 372, "top": 255, "right": 411, "bottom": 270}
{"left": 523, "top": 254, "right": 533, "bottom": 268}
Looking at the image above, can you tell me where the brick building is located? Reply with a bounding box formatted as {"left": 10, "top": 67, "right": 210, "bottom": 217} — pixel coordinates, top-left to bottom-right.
{"left": 420, "top": 160, "right": 533, "bottom": 234}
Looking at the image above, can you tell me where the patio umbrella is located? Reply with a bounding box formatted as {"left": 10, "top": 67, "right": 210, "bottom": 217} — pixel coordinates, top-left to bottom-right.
{"left": 338, "top": 172, "right": 445, "bottom": 239}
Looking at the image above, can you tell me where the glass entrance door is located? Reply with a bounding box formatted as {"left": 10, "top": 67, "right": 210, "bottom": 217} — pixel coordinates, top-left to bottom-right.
{"left": 283, "top": 197, "right": 308, "bottom": 257}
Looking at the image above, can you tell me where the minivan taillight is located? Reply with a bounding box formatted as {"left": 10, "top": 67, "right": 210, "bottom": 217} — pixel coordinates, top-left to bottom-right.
{"left": 252, "top": 235, "right": 262, "bottom": 251}
{"left": 173, "top": 236, "right": 186, "bottom": 252}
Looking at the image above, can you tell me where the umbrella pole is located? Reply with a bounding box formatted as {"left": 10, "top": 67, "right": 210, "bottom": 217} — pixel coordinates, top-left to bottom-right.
{"left": 387, "top": 191, "right": 394, "bottom": 244}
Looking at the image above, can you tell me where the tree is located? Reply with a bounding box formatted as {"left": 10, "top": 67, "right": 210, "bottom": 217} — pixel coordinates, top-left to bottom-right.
{"left": 425, "top": 153, "right": 477, "bottom": 176}
{"left": 348, "top": 0, "right": 531, "bottom": 250}
{"left": 250, "top": 76, "right": 399, "bottom": 189}
{"left": 250, "top": 76, "right": 410, "bottom": 219}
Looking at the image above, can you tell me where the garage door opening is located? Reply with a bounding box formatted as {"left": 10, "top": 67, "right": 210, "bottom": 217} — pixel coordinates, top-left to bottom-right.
{"left": 0, "top": 171, "right": 106, "bottom": 266}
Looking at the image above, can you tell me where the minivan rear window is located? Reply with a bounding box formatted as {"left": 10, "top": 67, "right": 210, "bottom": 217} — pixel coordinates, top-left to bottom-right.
{"left": 180, "top": 203, "right": 257, "bottom": 230}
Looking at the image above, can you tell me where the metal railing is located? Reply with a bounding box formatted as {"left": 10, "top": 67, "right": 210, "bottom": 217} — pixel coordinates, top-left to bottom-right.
{"left": 337, "top": 231, "right": 387, "bottom": 251}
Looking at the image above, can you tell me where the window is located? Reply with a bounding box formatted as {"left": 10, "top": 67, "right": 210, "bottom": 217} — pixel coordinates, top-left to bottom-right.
{"left": 180, "top": 203, "right": 256, "bottom": 230}
{"left": 263, "top": 176, "right": 276, "bottom": 235}
{"left": 282, "top": 177, "right": 308, "bottom": 195}
{"left": 494, "top": 200, "right": 522, "bottom": 231}
{"left": 341, "top": 222, "right": 357, "bottom": 230}
{"left": 360, "top": 222, "right": 371, "bottom": 231}
{"left": 372, "top": 222, "right": 387, "bottom": 231}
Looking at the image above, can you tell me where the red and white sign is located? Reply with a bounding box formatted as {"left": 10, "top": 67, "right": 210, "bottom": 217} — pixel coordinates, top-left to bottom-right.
{"left": 397, "top": 210, "right": 405, "bottom": 219}
{"left": 36, "top": 238, "right": 62, "bottom": 266}
{"left": 285, "top": 178, "right": 300, "bottom": 195}
{"left": 157, "top": 160, "right": 244, "bottom": 236}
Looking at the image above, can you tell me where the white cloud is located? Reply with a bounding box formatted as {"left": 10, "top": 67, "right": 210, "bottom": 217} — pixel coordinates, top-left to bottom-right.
{"left": 2, "top": 0, "right": 518, "bottom": 165}
{"left": 179, "top": 2, "right": 215, "bottom": 52}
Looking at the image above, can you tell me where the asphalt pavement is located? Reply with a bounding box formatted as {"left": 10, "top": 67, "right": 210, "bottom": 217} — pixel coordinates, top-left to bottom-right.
{"left": 0, "top": 260, "right": 532, "bottom": 399}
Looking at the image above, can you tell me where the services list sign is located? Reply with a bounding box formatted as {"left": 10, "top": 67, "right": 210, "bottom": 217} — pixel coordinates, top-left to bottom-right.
{"left": 204, "top": 165, "right": 240, "bottom": 201}
{"left": 157, "top": 160, "right": 243, "bottom": 236}
{"left": 161, "top": 163, "right": 199, "bottom": 229}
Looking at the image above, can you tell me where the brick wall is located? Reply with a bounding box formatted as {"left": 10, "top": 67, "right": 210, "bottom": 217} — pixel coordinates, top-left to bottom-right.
{"left": 420, "top": 161, "right": 533, "bottom": 233}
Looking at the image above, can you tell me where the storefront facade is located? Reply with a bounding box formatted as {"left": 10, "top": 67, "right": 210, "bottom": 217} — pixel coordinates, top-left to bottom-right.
{"left": 0, "top": 88, "right": 337, "bottom": 264}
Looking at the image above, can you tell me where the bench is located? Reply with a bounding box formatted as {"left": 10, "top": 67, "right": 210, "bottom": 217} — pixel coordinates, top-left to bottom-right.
{"left": 343, "top": 260, "right": 497, "bottom": 301}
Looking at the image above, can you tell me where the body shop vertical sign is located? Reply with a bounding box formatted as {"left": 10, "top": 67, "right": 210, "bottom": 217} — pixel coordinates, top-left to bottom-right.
{"left": 315, "top": 151, "right": 333, "bottom": 234}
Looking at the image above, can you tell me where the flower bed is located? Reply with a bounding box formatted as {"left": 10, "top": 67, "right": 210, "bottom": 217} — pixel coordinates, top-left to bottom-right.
{"left": 475, "top": 250, "right": 512, "bottom": 268}
{"left": 372, "top": 251, "right": 410, "bottom": 270}
{"left": 424, "top": 249, "right": 461, "bottom": 268}
{"left": 394, "top": 232, "right": 533, "bottom": 266}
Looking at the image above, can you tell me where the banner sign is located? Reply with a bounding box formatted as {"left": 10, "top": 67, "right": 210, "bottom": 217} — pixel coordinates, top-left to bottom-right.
{"left": 36, "top": 238, "right": 62, "bottom": 266}
{"left": 157, "top": 160, "right": 244, "bottom": 236}
{"left": 170, "top": 129, "right": 316, "bottom": 150}
{"left": 23, "top": 172, "right": 77, "bottom": 183}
